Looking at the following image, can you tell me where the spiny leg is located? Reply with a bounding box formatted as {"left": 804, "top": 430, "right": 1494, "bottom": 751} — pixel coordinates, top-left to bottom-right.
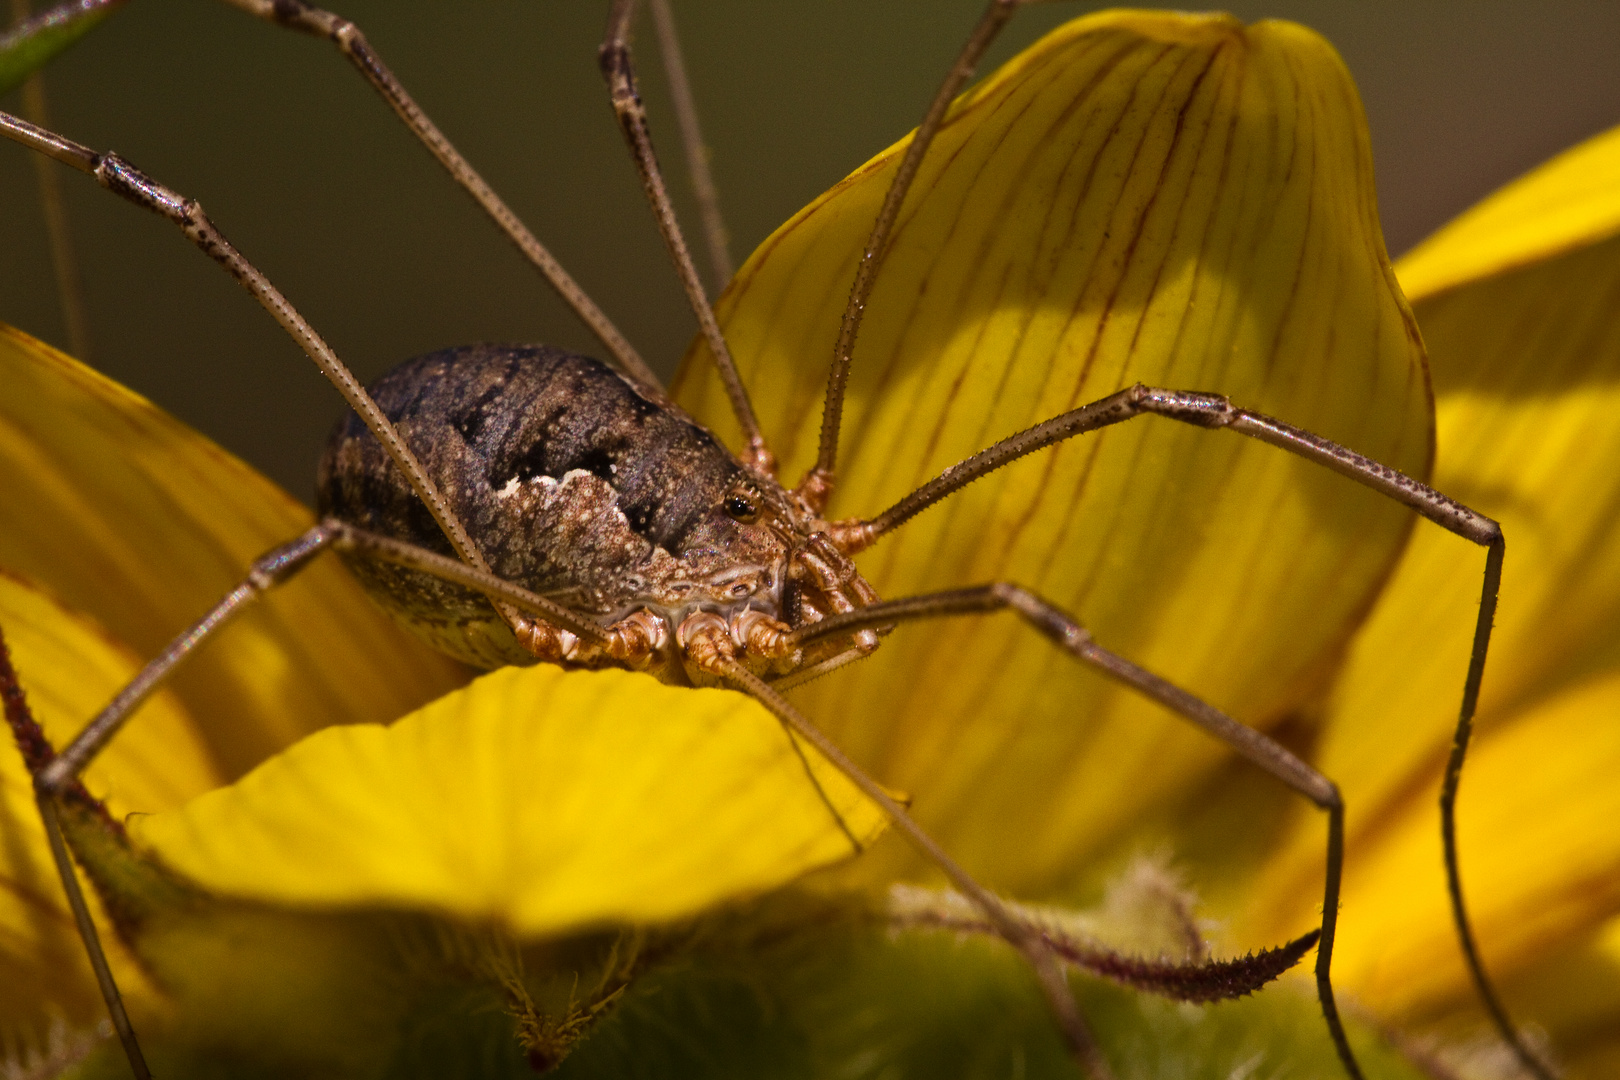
{"left": 598, "top": 0, "right": 773, "bottom": 475}
{"left": 827, "top": 382, "right": 1553, "bottom": 1079}
{"left": 13, "top": 521, "right": 620, "bottom": 1079}
{"left": 686, "top": 640, "right": 1116, "bottom": 1080}
{"left": 785, "top": 584, "right": 1363, "bottom": 1078}
{"left": 214, "top": 0, "right": 663, "bottom": 395}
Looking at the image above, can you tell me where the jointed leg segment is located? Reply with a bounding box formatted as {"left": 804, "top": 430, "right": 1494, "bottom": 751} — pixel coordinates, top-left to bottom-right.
{"left": 787, "top": 583, "right": 1359, "bottom": 1075}
{"left": 835, "top": 384, "right": 1501, "bottom": 549}
{"left": 0, "top": 110, "right": 506, "bottom": 597}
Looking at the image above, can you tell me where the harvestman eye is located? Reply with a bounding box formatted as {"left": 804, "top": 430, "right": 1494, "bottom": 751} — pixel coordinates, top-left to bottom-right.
{"left": 723, "top": 492, "right": 760, "bottom": 523}
{"left": 0, "top": 2, "right": 1559, "bottom": 1079}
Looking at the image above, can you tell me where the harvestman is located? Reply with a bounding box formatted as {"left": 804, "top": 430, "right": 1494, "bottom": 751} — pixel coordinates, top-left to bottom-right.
{"left": 0, "top": 1, "right": 1554, "bottom": 1078}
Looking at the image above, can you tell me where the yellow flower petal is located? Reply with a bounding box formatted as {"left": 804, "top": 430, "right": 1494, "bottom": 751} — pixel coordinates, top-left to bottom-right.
{"left": 132, "top": 665, "right": 887, "bottom": 936}
{"left": 0, "top": 324, "right": 467, "bottom": 779}
{"left": 0, "top": 572, "right": 212, "bottom": 1040}
{"left": 676, "top": 12, "right": 1428, "bottom": 894}
{"left": 1397, "top": 124, "right": 1620, "bottom": 303}
{"left": 1249, "top": 119, "right": 1620, "bottom": 1041}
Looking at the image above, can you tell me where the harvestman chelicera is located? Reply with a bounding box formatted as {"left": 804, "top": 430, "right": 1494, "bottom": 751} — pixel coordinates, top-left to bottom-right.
{"left": 0, "top": 1, "right": 1557, "bottom": 1078}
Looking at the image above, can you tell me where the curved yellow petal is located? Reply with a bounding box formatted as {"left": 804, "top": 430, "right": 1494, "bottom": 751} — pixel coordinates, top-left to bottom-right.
{"left": 0, "top": 572, "right": 213, "bottom": 1042}
{"left": 1250, "top": 131, "right": 1620, "bottom": 1032}
{"left": 1350, "top": 237, "right": 1620, "bottom": 756}
{"left": 0, "top": 324, "right": 467, "bottom": 779}
{"left": 132, "top": 666, "right": 886, "bottom": 937}
{"left": 676, "top": 12, "right": 1428, "bottom": 893}
{"left": 1397, "top": 123, "right": 1620, "bottom": 303}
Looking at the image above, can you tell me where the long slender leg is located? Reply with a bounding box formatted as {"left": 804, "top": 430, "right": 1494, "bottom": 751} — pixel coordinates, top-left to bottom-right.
{"left": 825, "top": 383, "right": 1550, "bottom": 1078}
{"left": 36, "top": 529, "right": 330, "bottom": 790}
{"left": 799, "top": 0, "right": 1024, "bottom": 512}
{"left": 1440, "top": 558, "right": 1557, "bottom": 1080}
{"left": 646, "top": 0, "right": 732, "bottom": 293}
{"left": 599, "top": 0, "right": 773, "bottom": 475}
{"left": 784, "top": 585, "right": 1364, "bottom": 1076}
{"left": 682, "top": 631, "right": 1115, "bottom": 1080}
{"left": 837, "top": 385, "right": 1500, "bottom": 549}
{"left": 214, "top": 0, "right": 663, "bottom": 396}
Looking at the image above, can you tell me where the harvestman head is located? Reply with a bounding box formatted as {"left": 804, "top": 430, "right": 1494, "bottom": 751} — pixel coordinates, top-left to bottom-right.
{"left": 0, "top": 1, "right": 1560, "bottom": 1078}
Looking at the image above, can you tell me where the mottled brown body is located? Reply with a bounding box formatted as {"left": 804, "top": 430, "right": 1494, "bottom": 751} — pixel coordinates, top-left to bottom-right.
{"left": 318, "top": 344, "right": 879, "bottom": 680}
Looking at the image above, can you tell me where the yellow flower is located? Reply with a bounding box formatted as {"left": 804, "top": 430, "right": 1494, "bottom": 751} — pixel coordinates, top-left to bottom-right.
{"left": 1, "top": 8, "right": 1615, "bottom": 1078}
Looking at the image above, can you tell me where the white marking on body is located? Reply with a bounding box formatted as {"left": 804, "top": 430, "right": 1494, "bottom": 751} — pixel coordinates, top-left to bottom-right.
{"left": 495, "top": 473, "right": 560, "bottom": 500}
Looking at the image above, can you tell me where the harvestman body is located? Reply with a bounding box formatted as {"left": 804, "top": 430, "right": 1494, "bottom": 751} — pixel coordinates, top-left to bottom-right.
{"left": 0, "top": 1, "right": 1557, "bottom": 1078}
{"left": 317, "top": 342, "right": 881, "bottom": 687}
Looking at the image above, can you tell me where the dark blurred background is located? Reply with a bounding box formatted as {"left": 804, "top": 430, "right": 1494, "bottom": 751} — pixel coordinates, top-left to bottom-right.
{"left": 3, "top": 1, "right": 1618, "bottom": 500}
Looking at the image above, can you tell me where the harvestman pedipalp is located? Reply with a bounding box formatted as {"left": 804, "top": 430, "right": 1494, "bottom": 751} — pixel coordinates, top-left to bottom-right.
{"left": 0, "top": 1, "right": 1556, "bottom": 1078}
